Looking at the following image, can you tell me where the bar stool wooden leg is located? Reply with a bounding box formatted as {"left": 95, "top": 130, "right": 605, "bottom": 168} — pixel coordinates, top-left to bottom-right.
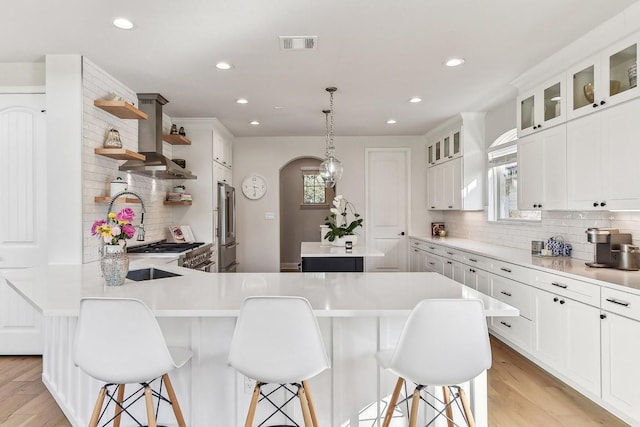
{"left": 244, "top": 382, "right": 262, "bottom": 427}
{"left": 162, "top": 374, "right": 187, "bottom": 427}
{"left": 302, "top": 380, "right": 319, "bottom": 427}
{"left": 458, "top": 386, "right": 476, "bottom": 427}
{"left": 144, "top": 385, "right": 158, "bottom": 427}
{"left": 88, "top": 386, "right": 107, "bottom": 427}
{"left": 382, "top": 377, "right": 405, "bottom": 427}
{"left": 442, "top": 386, "right": 455, "bottom": 427}
{"left": 298, "top": 385, "right": 313, "bottom": 427}
{"left": 113, "top": 384, "right": 125, "bottom": 427}
{"left": 408, "top": 387, "right": 421, "bottom": 427}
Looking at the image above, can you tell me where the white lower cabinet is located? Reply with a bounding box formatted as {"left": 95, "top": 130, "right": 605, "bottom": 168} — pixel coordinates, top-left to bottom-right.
{"left": 463, "top": 266, "right": 489, "bottom": 294}
{"left": 532, "top": 288, "right": 601, "bottom": 396}
{"left": 425, "top": 253, "right": 444, "bottom": 274}
{"left": 601, "top": 311, "right": 640, "bottom": 423}
{"left": 601, "top": 287, "right": 640, "bottom": 423}
{"left": 410, "top": 237, "right": 640, "bottom": 424}
{"left": 409, "top": 247, "right": 428, "bottom": 272}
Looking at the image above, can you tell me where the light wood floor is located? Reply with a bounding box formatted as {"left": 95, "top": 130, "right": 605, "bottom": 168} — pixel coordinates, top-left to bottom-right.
{"left": 0, "top": 337, "right": 628, "bottom": 427}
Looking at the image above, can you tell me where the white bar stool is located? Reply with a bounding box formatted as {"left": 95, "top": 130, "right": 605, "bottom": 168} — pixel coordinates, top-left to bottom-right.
{"left": 377, "top": 299, "right": 492, "bottom": 427}
{"left": 73, "top": 297, "right": 192, "bottom": 427}
{"left": 228, "top": 296, "right": 330, "bottom": 427}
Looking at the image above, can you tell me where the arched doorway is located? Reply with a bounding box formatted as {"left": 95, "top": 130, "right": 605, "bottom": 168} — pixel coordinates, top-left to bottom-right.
{"left": 279, "top": 157, "right": 335, "bottom": 271}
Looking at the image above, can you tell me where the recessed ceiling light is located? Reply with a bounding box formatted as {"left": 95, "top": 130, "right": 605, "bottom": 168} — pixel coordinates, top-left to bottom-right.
{"left": 113, "top": 18, "right": 134, "bottom": 30}
{"left": 386, "top": 119, "right": 397, "bottom": 124}
{"left": 249, "top": 120, "right": 260, "bottom": 125}
{"left": 445, "top": 58, "right": 465, "bottom": 67}
{"left": 216, "top": 62, "right": 233, "bottom": 70}
{"left": 236, "top": 98, "right": 248, "bottom": 104}
{"left": 409, "top": 97, "right": 422, "bottom": 103}
{"left": 273, "top": 106, "right": 284, "bottom": 109}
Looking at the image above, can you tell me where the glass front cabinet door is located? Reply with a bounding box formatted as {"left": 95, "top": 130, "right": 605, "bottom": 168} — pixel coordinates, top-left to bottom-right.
{"left": 567, "top": 35, "right": 638, "bottom": 120}
{"left": 516, "top": 74, "right": 565, "bottom": 137}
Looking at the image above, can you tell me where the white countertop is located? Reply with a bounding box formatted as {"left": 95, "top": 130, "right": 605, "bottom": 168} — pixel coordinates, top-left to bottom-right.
{"left": 301, "top": 241, "right": 385, "bottom": 257}
{"left": 411, "top": 236, "right": 640, "bottom": 294}
{"left": 2, "top": 260, "right": 517, "bottom": 318}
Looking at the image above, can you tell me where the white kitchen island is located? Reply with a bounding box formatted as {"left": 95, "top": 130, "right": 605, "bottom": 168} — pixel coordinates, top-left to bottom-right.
{"left": 2, "top": 262, "right": 518, "bottom": 427}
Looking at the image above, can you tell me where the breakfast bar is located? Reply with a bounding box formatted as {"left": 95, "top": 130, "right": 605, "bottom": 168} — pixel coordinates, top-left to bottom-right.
{"left": 3, "top": 263, "right": 518, "bottom": 427}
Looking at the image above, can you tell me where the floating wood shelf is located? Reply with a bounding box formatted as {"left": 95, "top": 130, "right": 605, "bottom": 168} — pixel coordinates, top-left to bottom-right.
{"left": 163, "top": 201, "right": 193, "bottom": 206}
{"left": 95, "top": 196, "right": 142, "bottom": 204}
{"left": 94, "top": 148, "right": 146, "bottom": 161}
{"left": 94, "top": 100, "right": 148, "bottom": 120}
{"left": 162, "top": 134, "right": 192, "bottom": 145}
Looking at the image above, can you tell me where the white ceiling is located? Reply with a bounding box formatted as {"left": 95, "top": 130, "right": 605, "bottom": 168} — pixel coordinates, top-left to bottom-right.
{"left": 2, "top": 0, "right": 638, "bottom": 137}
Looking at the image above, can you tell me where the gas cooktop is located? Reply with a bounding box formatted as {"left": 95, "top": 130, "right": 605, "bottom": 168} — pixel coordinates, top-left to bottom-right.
{"left": 127, "top": 241, "right": 205, "bottom": 254}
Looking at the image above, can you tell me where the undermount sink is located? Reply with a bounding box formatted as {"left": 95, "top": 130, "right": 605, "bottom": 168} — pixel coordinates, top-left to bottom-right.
{"left": 126, "top": 267, "right": 182, "bottom": 282}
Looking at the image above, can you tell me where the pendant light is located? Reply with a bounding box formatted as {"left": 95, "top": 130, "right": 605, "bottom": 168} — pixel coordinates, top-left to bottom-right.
{"left": 319, "top": 87, "right": 343, "bottom": 188}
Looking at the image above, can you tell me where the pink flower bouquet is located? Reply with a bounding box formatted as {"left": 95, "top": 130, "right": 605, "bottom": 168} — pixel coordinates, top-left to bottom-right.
{"left": 91, "top": 207, "right": 136, "bottom": 245}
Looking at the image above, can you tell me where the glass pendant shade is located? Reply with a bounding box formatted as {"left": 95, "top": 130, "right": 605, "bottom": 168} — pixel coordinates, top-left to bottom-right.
{"left": 319, "top": 156, "right": 343, "bottom": 188}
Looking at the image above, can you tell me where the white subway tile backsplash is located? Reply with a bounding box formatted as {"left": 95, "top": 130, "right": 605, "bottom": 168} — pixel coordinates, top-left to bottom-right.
{"left": 443, "top": 209, "right": 640, "bottom": 261}
{"left": 82, "top": 58, "right": 177, "bottom": 263}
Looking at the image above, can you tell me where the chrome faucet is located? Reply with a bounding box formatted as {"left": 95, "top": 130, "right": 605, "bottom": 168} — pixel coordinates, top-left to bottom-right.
{"left": 107, "top": 191, "right": 146, "bottom": 241}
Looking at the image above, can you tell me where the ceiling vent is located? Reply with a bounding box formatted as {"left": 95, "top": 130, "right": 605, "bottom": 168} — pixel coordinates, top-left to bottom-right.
{"left": 279, "top": 36, "right": 317, "bottom": 50}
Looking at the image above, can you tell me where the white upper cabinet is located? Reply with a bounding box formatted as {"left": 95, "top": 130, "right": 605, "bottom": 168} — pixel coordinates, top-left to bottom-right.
{"left": 567, "top": 34, "right": 639, "bottom": 120}
{"left": 426, "top": 113, "right": 484, "bottom": 211}
{"left": 517, "top": 74, "right": 566, "bottom": 137}
{"left": 567, "top": 97, "right": 640, "bottom": 210}
{"left": 517, "top": 125, "right": 567, "bottom": 211}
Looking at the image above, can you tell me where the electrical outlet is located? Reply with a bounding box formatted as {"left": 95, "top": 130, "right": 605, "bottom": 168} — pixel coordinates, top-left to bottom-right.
{"left": 244, "top": 376, "right": 254, "bottom": 394}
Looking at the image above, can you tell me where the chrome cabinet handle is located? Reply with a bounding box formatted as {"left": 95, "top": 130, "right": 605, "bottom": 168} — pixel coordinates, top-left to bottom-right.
{"left": 551, "top": 282, "right": 568, "bottom": 289}
{"left": 500, "top": 267, "right": 512, "bottom": 273}
{"left": 606, "top": 298, "right": 630, "bottom": 307}
{"left": 500, "top": 321, "right": 512, "bottom": 328}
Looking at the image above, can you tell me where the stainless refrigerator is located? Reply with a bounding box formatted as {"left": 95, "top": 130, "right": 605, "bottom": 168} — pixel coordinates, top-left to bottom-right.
{"left": 218, "top": 182, "right": 238, "bottom": 272}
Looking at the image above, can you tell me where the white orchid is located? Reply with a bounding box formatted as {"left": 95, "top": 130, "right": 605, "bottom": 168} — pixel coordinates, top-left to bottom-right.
{"left": 323, "top": 196, "right": 363, "bottom": 242}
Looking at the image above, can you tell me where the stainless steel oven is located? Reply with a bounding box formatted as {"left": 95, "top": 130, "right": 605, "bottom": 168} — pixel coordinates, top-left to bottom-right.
{"left": 128, "top": 241, "right": 215, "bottom": 272}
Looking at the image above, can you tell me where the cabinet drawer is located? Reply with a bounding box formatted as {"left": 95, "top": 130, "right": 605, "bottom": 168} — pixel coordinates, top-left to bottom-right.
{"left": 531, "top": 270, "right": 600, "bottom": 307}
{"left": 491, "top": 315, "right": 532, "bottom": 352}
{"left": 410, "top": 239, "right": 429, "bottom": 251}
{"left": 490, "top": 260, "right": 531, "bottom": 283}
{"left": 441, "top": 247, "right": 464, "bottom": 262}
{"left": 462, "top": 252, "right": 489, "bottom": 270}
{"left": 491, "top": 275, "right": 533, "bottom": 320}
{"left": 602, "top": 287, "right": 640, "bottom": 322}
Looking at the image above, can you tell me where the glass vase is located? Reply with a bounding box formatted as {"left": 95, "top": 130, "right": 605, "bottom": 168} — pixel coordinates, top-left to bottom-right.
{"left": 100, "top": 244, "right": 129, "bottom": 286}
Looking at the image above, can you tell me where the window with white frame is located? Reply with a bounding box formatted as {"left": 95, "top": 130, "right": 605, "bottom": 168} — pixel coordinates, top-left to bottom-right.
{"left": 301, "top": 168, "right": 328, "bottom": 205}
{"left": 487, "top": 129, "right": 541, "bottom": 222}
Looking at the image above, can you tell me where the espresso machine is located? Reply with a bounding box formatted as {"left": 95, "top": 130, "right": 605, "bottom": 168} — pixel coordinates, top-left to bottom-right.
{"left": 585, "top": 228, "right": 632, "bottom": 268}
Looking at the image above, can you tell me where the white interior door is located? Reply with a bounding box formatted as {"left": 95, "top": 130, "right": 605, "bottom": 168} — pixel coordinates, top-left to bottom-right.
{"left": 365, "top": 148, "right": 410, "bottom": 272}
{"left": 0, "top": 94, "right": 46, "bottom": 354}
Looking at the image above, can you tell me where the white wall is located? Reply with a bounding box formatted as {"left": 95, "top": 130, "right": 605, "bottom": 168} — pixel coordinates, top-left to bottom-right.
{"left": 233, "top": 135, "right": 431, "bottom": 272}
{"left": 0, "top": 63, "right": 45, "bottom": 92}
{"left": 46, "top": 55, "right": 84, "bottom": 264}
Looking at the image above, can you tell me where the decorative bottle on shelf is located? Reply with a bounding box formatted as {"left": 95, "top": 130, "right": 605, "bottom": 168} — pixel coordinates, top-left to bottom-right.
{"left": 103, "top": 128, "right": 122, "bottom": 148}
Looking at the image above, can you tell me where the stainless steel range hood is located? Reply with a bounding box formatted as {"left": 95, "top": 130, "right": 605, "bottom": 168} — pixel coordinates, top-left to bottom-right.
{"left": 119, "top": 93, "right": 196, "bottom": 180}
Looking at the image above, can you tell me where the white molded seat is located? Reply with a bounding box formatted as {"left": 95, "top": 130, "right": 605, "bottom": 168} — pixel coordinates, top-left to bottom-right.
{"left": 228, "top": 296, "right": 330, "bottom": 427}
{"left": 74, "top": 297, "right": 192, "bottom": 427}
{"left": 377, "top": 299, "right": 492, "bottom": 427}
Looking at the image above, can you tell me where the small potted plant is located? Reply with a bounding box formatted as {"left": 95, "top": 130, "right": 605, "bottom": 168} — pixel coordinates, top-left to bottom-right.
{"left": 324, "top": 195, "right": 363, "bottom": 246}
